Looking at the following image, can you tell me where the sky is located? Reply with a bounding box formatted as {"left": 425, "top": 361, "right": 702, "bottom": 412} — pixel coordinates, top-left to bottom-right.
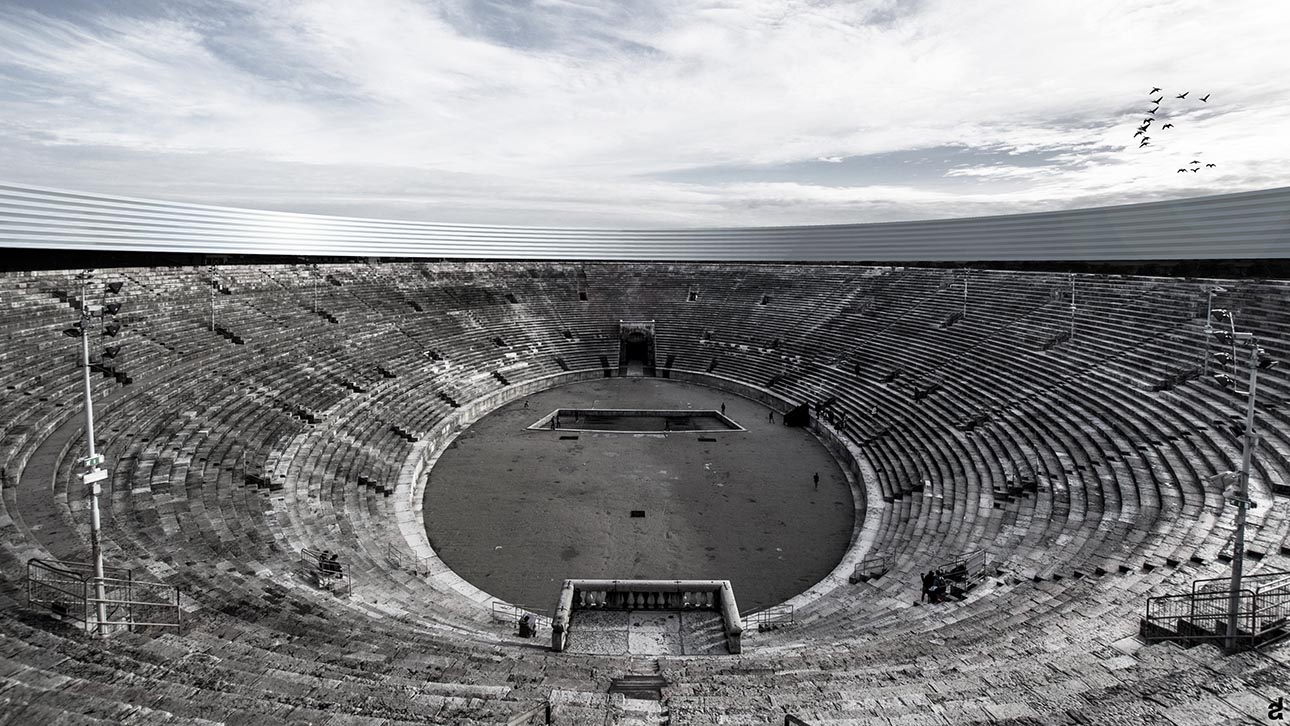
{"left": 1, "top": 0, "right": 1288, "bottom": 228}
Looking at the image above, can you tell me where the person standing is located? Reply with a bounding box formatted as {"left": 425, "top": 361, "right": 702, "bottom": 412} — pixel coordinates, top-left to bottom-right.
{"left": 720, "top": 402, "right": 726, "bottom": 415}
{"left": 768, "top": 411, "right": 774, "bottom": 423}
{"left": 813, "top": 472, "right": 819, "bottom": 490}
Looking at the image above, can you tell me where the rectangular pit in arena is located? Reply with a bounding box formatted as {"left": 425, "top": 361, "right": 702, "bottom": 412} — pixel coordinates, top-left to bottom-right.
{"left": 529, "top": 408, "right": 743, "bottom": 433}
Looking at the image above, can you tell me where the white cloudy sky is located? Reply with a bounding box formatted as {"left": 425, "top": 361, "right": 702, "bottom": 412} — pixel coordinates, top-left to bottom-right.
{"left": 1, "top": 0, "right": 1288, "bottom": 227}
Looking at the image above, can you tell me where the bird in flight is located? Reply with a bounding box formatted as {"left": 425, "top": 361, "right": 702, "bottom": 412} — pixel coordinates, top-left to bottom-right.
{"left": 1152, "top": 96, "right": 1163, "bottom": 104}
{"left": 1148, "top": 106, "right": 1159, "bottom": 114}
{"left": 1190, "top": 160, "right": 1201, "bottom": 165}
{"left": 1139, "top": 139, "right": 1150, "bottom": 147}
{"left": 1206, "top": 163, "right": 1216, "bottom": 168}
{"left": 1177, "top": 169, "right": 1188, "bottom": 173}
{"left": 1191, "top": 168, "right": 1199, "bottom": 172}
{"left": 1162, "top": 123, "right": 1174, "bottom": 129}
{"left": 1176, "top": 91, "right": 1189, "bottom": 99}
{"left": 1199, "top": 94, "right": 1210, "bottom": 102}
{"left": 1150, "top": 87, "right": 1161, "bottom": 94}
{"left": 1134, "top": 129, "right": 1146, "bottom": 137}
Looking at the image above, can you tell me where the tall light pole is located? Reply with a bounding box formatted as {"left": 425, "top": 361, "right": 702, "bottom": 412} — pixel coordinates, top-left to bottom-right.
{"left": 72, "top": 270, "right": 114, "bottom": 632}
{"left": 1068, "top": 273, "right": 1077, "bottom": 341}
{"left": 962, "top": 268, "right": 970, "bottom": 319}
{"left": 1208, "top": 311, "right": 1276, "bottom": 652}
{"left": 209, "top": 267, "right": 217, "bottom": 332}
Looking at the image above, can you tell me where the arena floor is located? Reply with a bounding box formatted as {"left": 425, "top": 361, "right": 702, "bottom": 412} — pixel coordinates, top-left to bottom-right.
{"left": 422, "top": 378, "right": 855, "bottom": 612}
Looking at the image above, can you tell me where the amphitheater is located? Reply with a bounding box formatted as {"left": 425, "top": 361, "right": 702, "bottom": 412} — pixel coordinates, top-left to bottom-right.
{"left": 1, "top": 183, "right": 1289, "bottom": 725}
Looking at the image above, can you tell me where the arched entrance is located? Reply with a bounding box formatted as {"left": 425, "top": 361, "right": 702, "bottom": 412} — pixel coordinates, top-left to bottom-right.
{"left": 618, "top": 320, "right": 656, "bottom": 376}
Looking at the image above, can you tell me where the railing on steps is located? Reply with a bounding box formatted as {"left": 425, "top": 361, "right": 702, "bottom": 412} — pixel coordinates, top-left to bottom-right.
{"left": 1141, "top": 570, "right": 1290, "bottom": 651}
{"left": 851, "top": 553, "right": 890, "bottom": 583}
{"left": 744, "top": 604, "right": 794, "bottom": 631}
{"left": 301, "top": 548, "right": 351, "bottom": 597}
{"left": 26, "top": 558, "right": 182, "bottom": 634}
{"left": 492, "top": 601, "right": 553, "bottom": 635}
{"left": 934, "top": 549, "right": 989, "bottom": 582}
{"left": 384, "top": 542, "right": 433, "bottom": 576}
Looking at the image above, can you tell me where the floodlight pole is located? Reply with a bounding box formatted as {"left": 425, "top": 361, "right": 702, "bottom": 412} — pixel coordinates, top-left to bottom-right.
{"left": 1068, "top": 273, "right": 1076, "bottom": 341}
{"left": 1224, "top": 332, "right": 1259, "bottom": 652}
{"left": 209, "top": 267, "right": 218, "bottom": 332}
{"left": 962, "top": 268, "right": 969, "bottom": 319}
{"left": 78, "top": 272, "right": 108, "bottom": 632}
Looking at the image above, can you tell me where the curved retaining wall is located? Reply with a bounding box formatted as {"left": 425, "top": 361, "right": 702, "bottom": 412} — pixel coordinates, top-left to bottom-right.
{"left": 394, "top": 367, "right": 875, "bottom": 627}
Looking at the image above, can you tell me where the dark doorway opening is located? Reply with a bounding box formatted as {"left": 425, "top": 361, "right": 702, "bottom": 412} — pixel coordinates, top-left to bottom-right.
{"left": 617, "top": 321, "right": 657, "bottom": 376}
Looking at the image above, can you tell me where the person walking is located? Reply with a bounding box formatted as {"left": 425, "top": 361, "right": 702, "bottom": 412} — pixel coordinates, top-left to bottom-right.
{"left": 720, "top": 402, "right": 726, "bottom": 415}
{"left": 768, "top": 411, "right": 774, "bottom": 423}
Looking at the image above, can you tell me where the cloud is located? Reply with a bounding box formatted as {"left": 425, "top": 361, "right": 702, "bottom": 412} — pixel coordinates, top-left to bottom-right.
{"left": 0, "top": 0, "right": 1288, "bottom": 228}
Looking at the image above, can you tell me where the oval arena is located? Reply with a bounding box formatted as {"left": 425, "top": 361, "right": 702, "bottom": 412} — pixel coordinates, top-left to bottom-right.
{"left": 0, "top": 185, "right": 1288, "bottom": 724}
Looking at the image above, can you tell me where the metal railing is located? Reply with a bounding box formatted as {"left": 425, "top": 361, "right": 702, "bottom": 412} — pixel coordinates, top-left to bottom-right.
{"left": 1193, "top": 569, "right": 1290, "bottom": 597}
{"left": 384, "top": 542, "right": 433, "bottom": 576}
{"left": 26, "top": 558, "right": 181, "bottom": 633}
{"left": 851, "top": 553, "right": 890, "bottom": 583}
{"left": 934, "top": 549, "right": 989, "bottom": 582}
{"left": 301, "top": 548, "right": 351, "bottom": 596}
{"left": 1142, "top": 575, "right": 1290, "bottom": 650}
{"left": 492, "top": 601, "right": 553, "bottom": 632}
{"left": 744, "top": 604, "right": 795, "bottom": 629}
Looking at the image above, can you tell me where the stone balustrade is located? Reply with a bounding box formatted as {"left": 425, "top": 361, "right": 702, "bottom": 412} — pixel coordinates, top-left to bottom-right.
{"left": 551, "top": 578, "right": 743, "bottom": 653}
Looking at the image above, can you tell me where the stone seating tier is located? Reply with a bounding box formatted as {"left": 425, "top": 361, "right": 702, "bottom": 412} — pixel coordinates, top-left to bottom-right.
{"left": 0, "top": 262, "right": 1286, "bottom": 724}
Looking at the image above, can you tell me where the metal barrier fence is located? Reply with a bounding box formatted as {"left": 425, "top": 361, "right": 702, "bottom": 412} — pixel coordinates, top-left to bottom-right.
{"left": 1142, "top": 574, "right": 1290, "bottom": 650}
{"left": 1143, "top": 589, "right": 1255, "bottom": 645}
{"left": 492, "top": 601, "right": 553, "bottom": 632}
{"left": 26, "top": 558, "right": 181, "bottom": 633}
{"left": 384, "top": 542, "right": 434, "bottom": 576}
{"left": 301, "top": 548, "right": 351, "bottom": 596}
{"left": 744, "top": 604, "right": 795, "bottom": 630}
{"left": 935, "top": 549, "right": 988, "bottom": 581}
{"left": 851, "top": 553, "right": 889, "bottom": 583}
{"left": 1193, "top": 570, "right": 1290, "bottom": 597}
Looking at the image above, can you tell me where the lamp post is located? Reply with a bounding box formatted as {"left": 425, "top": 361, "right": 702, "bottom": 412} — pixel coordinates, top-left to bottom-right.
{"left": 1068, "top": 273, "right": 1077, "bottom": 341}
{"left": 1220, "top": 334, "right": 1259, "bottom": 651}
{"left": 209, "top": 268, "right": 217, "bottom": 333}
{"left": 73, "top": 270, "right": 115, "bottom": 632}
{"left": 1208, "top": 309, "right": 1276, "bottom": 652}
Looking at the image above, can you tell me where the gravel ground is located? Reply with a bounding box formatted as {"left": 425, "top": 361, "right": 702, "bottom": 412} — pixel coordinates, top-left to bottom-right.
{"left": 423, "top": 378, "right": 855, "bottom": 613}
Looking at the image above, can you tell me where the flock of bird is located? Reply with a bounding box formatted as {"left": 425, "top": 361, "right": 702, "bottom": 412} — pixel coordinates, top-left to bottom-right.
{"left": 1132, "top": 86, "right": 1216, "bottom": 174}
